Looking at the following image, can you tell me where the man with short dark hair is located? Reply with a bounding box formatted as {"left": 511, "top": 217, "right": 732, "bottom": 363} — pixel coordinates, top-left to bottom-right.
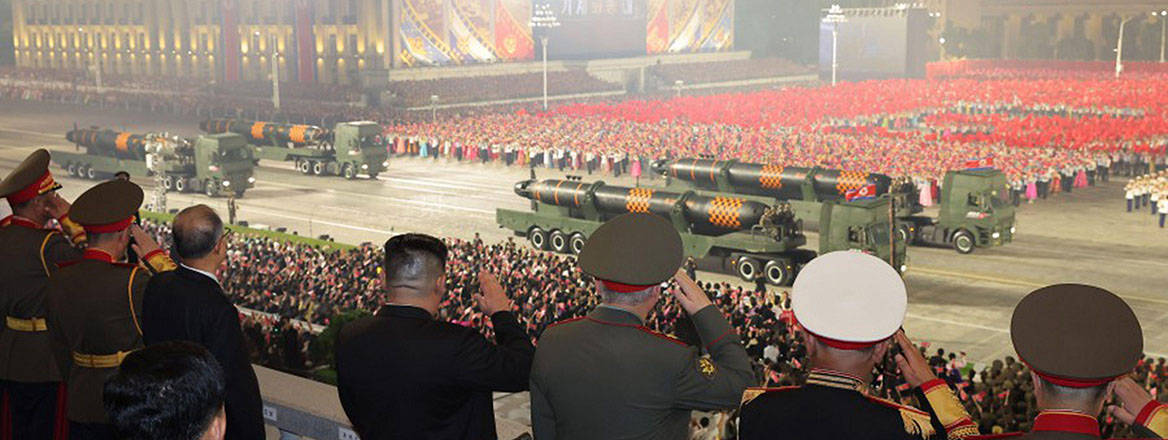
{"left": 103, "top": 341, "right": 227, "bottom": 440}
{"left": 141, "top": 205, "right": 264, "bottom": 440}
{"left": 336, "top": 233, "right": 535, "bottom": 439}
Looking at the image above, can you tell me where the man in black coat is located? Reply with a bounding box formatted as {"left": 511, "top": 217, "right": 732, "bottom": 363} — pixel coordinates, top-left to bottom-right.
{"left": 141, "top": 205, "right": 264, "bottom": 440}
{"left": 336, "top": 234, "right": 534, "bottom": 440}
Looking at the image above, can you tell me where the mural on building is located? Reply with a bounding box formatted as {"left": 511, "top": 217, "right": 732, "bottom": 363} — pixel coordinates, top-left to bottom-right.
{"left": 647, "top": 0, "right": 734, "bottom": 54}
{"left": 399, "top": 0, "right": 532, "bottom": 67}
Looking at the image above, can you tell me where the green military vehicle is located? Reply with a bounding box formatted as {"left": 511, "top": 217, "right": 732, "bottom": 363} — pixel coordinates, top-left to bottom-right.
{"left": 496, "top": 177, "right": 904, "bottom": 286}
{"left": 655, "top": 159, "right": 1014, "bottom": 254}
{"left": 56, "top": 128, "right": 256, "bottom": 197}
{"left": 200, "top": 119, "right": 388, "bottom": 180}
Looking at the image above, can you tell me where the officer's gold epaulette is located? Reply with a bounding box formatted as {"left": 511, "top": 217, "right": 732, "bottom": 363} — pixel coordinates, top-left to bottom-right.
{"left": 740, "top": 386, "right": 797, "bottom": 407}
{"left": 864, "top": 394, "right": 936, "bottom": 439}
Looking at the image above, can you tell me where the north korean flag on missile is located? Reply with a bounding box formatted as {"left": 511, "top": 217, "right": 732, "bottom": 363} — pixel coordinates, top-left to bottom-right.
{"left": 964, "top": 157, "right": 995, "bottom": 170}
{"left": 845, "top": 184, "right": 877, "bottom": 201}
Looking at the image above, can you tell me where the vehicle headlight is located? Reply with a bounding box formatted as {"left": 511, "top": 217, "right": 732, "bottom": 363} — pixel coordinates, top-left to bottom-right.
{"left": 361, "top": 164, "right": 369, "bottom": 169}
{"left": 382, "top": 161, "right": 389, "bottom": 167}
{"left": 248, "top": 177, "right": 256, "bottom": 183}
{"left": 900, "top": 265, "right": 907, "bottom": 273}
{"left": 1010, "top": 226, "right": 1016, "bottom": 234}
{"left": 992, "top": 232, "right": 1000, "bottom": 239}
{"left": 222, "top": 180, "right": 231, "bottom": 187}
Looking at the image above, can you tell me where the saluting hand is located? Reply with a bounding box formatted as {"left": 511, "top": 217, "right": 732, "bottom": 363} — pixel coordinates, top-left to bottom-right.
{"left": 892, "top": 329, "right": 939, "bottom": 388}
{"left": 1108, "top": 376, "right": 1155, "bottom": 425}
{"left": 474, "top": 271, "right": 513, "bottom": 316}
{"left": 672, "top": 270, "right": 712, "bottom": 316}
{"left": 129, "top": 224, "right": 162, "bottom": 258}
{"left": 45, "top": 193, "right": 71, "bottom": 220}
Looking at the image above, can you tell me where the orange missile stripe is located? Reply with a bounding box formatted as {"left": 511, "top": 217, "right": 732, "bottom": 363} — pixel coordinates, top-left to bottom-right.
{"left": 250, "top": 122, "right": 267, "bottom": 140}
{"left": 114, "top": 132, "right": 132, "bottom": 153}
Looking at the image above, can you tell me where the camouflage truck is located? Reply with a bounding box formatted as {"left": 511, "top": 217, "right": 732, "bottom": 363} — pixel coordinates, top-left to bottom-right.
{"left": 496, "top": 177, "right": 904, "bottom": 286}
{"left": 200, "top": 119, "right": 388, "bottom": 180}
{"left": 56, "top": 128, "right": 256, "bottom": 197}
{"left": 655, "top": 158, "right": 1014, "bottom": 254}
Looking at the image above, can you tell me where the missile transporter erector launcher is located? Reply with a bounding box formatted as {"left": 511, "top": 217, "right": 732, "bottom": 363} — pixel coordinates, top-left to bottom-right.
{"left": 655, "top": 158, "right": 1014, "bottom": 254}
{"left": 200, "top": 119, "right": 388, "bottom": 180}
{"left": 496, "top": 177, "right": 901, "bottom": 286}
{"left": 55, "top": 128, "right": 256, "bottom": 197}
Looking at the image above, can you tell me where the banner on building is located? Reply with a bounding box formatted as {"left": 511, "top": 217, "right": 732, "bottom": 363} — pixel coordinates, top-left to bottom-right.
{"left": 398, "top": 0, "right": 533, "bottom": 67}
{"left": 646, "top": 0, "right": 734, "bottom": 54}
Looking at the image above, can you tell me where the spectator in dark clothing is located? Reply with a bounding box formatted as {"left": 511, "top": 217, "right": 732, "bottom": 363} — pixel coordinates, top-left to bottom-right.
{"left": 141, "top": 206, "right": 264, "bottom": 440}
{"left": 335, "top": 234, "right": 535, "bottom": 440}
{"left": 103, "top": 341, "right": 227, "bottom": 440}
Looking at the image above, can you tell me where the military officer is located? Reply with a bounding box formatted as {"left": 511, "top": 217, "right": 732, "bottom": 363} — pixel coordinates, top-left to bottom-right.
{"left": 44, "top": 179, "right": 176, "bottom": 439}
{"left": 970, "top": 284, "right": 1167, "bottom": 439}
{"left": 739, "top": 251, "right": 979, "bottom": 440}
{"left": 0, "top": 149, "right": 88, "bottom": 440}
{"left": 529, "top": 213, "right": 753, "bottom": 440}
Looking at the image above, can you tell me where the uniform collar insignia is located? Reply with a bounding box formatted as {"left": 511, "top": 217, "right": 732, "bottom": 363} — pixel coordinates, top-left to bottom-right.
{"left": 807, "top": 368, "right": 869, "bottom": 393}
{"left": 1032, "top": 410, "right": 1100, "bottom": 437}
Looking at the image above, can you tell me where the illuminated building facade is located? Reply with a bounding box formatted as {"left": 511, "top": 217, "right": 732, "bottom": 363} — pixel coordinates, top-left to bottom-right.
{"left": 9, "top": 0, "right": 394, "bottom": 84}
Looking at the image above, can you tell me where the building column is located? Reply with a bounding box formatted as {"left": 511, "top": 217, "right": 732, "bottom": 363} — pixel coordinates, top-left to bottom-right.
{"left": 1084, "top": 13, "right": 1104, "bottom": 60}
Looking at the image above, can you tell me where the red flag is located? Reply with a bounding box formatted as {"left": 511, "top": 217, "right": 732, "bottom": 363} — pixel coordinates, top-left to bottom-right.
{"left": 963, "top": 157, "right": 995, "bottom": 169}
{"left": 494, "top": 0, "right": 533, "bottom": 61}
{"left": 845, "top": 184, "right": 877, "bottom": 201}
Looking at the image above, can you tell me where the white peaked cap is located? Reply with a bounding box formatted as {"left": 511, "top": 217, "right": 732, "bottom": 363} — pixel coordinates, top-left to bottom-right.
{"left": 791, "top": 251, "right": 907, "bottom": 349}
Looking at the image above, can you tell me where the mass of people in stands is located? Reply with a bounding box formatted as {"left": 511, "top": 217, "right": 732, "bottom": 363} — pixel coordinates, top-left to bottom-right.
{"left": 136, "top": 218, "right": 1168, "bottom": 438}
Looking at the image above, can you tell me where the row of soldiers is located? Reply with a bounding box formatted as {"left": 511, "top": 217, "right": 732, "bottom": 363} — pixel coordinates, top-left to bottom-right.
{"left": 1124, "top": 171, "right": 1168, "bottom": 228}
{"left": 0, "top": 149, "right": 177, "bottom": 439}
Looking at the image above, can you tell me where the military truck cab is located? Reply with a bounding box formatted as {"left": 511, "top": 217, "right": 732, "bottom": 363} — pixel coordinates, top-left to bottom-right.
{"left": 330, "top": 121, "right": 389, "bottom": 180}
{"left": 820, "top": 198, "right": 908, "bottom": 273}
{"left": 191, "top": 134, "right": 256, "bottom": 198}
{"left": 901, "top": 169, "right": 1016, "bottom": 254}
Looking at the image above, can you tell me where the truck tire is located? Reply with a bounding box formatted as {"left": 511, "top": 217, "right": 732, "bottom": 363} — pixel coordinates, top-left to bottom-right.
{"left": 85, "top": 166, "right": 97, "bottom": 180}
{"left": 952, "top": 230, "right": 975, "bottom": 254}
{"left": 342, "top": 164, "right": 356, "bottom": 180}
{"left": 67, "top": 163, "right": 77, "bottom": 177}
{"left": 569, "top": 233, "right": 587, "bottom": 255}
{"left": 528, "top": 227, "right": 548, "bottom": 250}
{"left": 204, "top": 180, "right": 218, "bottom": 197}
{"left": 368, "top": 172, "right": 380, "bottom": 179}
{"left": 296, "top": 159, "right": 311, "bottom": 174}
{"left": 312, "top": 161, "right": 324, "bottom": 176}
{"left": 763, "top": 260, "right": 792, "bottom": 286}
{"left": 549, "top": 230, "right": 569, "bottom": 253}
{"left": 174, "top": 178, "right": 186, "bottom": 193}
{"left": 162, "top": 176, "right": 173, "bottom": 190}
{"left": 896, "top": 224, "right": 913, "bottom": 243}
{"left": 736, "top": 257, "right": 761, "bottom": 281}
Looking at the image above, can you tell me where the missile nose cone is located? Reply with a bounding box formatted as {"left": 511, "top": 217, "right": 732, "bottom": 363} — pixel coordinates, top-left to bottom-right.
{"left": 514, "top": 179, "right": 535, "bottom": 198}
{"left": 651, "top": 160, "right": 670, "bottom": 175}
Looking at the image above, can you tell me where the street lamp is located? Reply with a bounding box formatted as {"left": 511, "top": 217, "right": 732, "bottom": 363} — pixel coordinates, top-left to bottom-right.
{"left": 674, "top": 80, "right": 684, "bottom": 98}
{"left": 530, "top": 2, "right": 561, "bottom": 111}
{"left": 822, "top": 5, "right": 848, "bottom": 86}
{"left": 1116, "top": 15, "right": 1134, "bottom": 78}
{"left": 269, "top": 33, "right": 280, "bottom": 110}
{"left": 430, "top": 95, "right": 439, "bottom": 123}
{"left": 1158, "top": 10, "right": 1167, "bottom": 63}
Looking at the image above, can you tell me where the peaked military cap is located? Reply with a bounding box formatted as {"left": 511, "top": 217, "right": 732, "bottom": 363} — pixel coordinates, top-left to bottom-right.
{"left": 791, "top": 251, "right": 906, "bottom": 349}
{"left": 1011, "top": 284, "right": 1142, "bottom": 388}
{"left": 0, "top": 149, "right": 63, "bottom": 204}
{"left": 69, "top": 179, "right": 143, "bottom": 233}
{"left": 578, "top": 213, "right": 684, "bottom": 292}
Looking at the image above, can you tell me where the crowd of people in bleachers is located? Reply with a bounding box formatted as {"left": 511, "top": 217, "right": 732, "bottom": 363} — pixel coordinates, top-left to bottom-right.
{"left": 385, "top": 70, "right": 623, "bottom": 108}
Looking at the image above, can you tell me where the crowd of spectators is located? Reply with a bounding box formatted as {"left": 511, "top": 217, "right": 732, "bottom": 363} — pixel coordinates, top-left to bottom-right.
{"left": 135, "top": 217, "right": 1168, "bottom": 437}
{"left": 385, "top": 70, "right": 622, "bottom": 108}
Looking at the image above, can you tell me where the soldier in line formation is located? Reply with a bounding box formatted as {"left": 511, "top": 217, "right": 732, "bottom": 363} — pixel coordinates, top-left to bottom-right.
{"left": 0, "top": 150, "right": 176, "bottom": 439}
{"left": 1124, "top": 171, "right": 1168, "bottom": 228}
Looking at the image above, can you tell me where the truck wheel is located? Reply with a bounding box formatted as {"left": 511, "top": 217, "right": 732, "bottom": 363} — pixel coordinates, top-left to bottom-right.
{"left": 162, "top": 176, "right": 173, "bottom": 190}
{"left": 952, "top": 230, "right": 975, "bottom": 254}
{"left": 896, "top": 224, "right": 913, "bottom": 243}
{"left": 528, "top": 227, "right": 548, "bottom": 250}
{"left": 763, "top": 260, "right": 791, "bottom": 286}
{"left": 85, "top": 166, "right": 97, "bottom": 180}
{"left": 296, "top": 159, "right": 311, "bottom": 174}
{"left": 368, "top": 172, "right": 379, "bottom": 179}
{"left": 234, "top": 189, "right": 246, "bottom": 198}
{"left": 67, "top": 163, "right": 77, "bottom": 177}
{"left": 569, "top": 233, "right": 587, "bottom": 255}
{"left": 312, "top": 161, "right": 324, "bottom": 176}
{"left": 174, "top": 178, "right": 186, "bottom": 192}
{"left": 549, "top": 230, "right": 569, "bottom": 253}
{"left": 736, "top": 257, "right": 761, "bottom": 281}
{"left": 204, "top": 180, "right": 218, "bottom": 197}
{"left": 342, "top": 164, "right": 356, "bottom": 180}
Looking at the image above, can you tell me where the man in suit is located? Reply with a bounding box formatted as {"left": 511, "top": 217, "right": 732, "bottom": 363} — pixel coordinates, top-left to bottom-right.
{"left": 141, "top": 205, "right": 264, "bottom": 440}
{"left": 971, "top": 284, "right": 1168, "bottom": 440}
{"left": 0, "top": 149, "right": 87, "bottom": 440}
{"left": 335, "top": 233, "right": 534, "bottom": 440}
{"left": 738, "top": 251, "right": 979, "bottom": 440}
{"left": 44, "top": 179, "right": 176, "bottom": 439}
{"left": 530, "top": 213, "right": 754, "bottom": 440}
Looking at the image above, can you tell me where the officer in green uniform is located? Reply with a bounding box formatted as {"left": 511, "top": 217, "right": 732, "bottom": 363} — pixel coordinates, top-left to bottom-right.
{"left": 43, "top": 179, "right": 176, "bottom": 440}
{"left": 530, "top": 213, "right": 753, "bottom": 440}
{"left": 970, "top": 284, "right": 1168, "bottom": 440}
{"left": 739, "top": 251, "right": 979, "bottom": 440}
{"left": 0, "top": 149, "right": 87, "bottom": 440}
